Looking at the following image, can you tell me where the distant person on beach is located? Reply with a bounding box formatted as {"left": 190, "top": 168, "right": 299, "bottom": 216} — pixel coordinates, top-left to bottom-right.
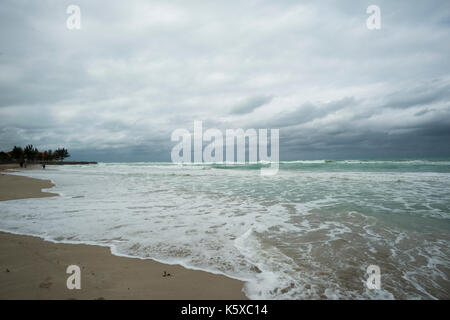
{"left": 42, "top": 164, "right": 46, "bottom": 169}
{"left": 19, "top": 161, "right": 23, "bottom": 168}
{"left": 24, "top": 159, "right": 27, "bottom": 168}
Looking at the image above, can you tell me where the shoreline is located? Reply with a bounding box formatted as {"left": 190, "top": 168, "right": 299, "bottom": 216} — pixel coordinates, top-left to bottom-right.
{"left": 0, "top": 165, "right": 58, "bottom": 201}
{"left": 0, "top": 164, "right": 248, "bottom": 299}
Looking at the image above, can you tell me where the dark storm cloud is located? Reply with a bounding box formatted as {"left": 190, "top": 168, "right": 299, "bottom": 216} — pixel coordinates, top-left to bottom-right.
{"left": 258, "top": 97, "right": 357, "bottom": 128}
{"left": 230, "top": 95, "right": 273, "bottom": 115}
{"left": 0, "top": 0, "right": 449, "bottom": 160}
{"left": 380, "top": 81, "right": 450, "bottom": 110}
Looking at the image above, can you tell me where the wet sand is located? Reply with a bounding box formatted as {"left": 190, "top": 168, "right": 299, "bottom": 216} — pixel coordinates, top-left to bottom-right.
{"left": 0, "top": 168, "right": 58, "bottom": 201}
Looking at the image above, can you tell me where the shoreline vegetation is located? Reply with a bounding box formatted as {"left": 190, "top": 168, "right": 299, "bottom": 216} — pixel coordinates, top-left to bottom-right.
{"left": 0, "top": 164, "right": 247, "bottom": 299}
{"left": 0, "top": 144, "right": 97, "bottom": 165}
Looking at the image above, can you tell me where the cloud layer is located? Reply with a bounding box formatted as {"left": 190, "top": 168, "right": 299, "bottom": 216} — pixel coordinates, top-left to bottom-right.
{"left": 1, "top": 0, "right": 449, "bottom": 160}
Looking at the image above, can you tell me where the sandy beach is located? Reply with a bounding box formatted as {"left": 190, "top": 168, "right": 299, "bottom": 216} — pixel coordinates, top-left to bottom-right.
{"left": 0, "top": 164, "right": 247, "bottom": 300}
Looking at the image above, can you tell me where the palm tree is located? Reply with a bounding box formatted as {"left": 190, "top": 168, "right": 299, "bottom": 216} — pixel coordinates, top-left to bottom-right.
{"left": 45, "top": 149, "right": 54, "bottom": 161}
{"left": 24, "top": 144, "right": 37, "bottom": 161}
{"left": 11, "top": 146, "right": 23, "bottom": 160}
{"left": 54, "top": 148, "right": 70, "bottom": 161}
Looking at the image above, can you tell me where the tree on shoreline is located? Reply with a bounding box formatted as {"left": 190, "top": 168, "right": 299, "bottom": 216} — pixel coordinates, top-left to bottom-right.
{"left": 24, "top": 144, "right": 38, "bottom": 161}
{"left": 11, "top": 146, "right": 23, "bottom": 160}
{"left": 54, "top": 148, "right": 70, "bottom": 161}
{"left": 45, "top": 149, "right": 54, "bottom": 161}
{"left": 0, "top": 145, "right": 70, "bottom": 163}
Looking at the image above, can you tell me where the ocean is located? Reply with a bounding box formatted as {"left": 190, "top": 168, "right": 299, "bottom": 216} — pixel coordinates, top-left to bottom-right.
{"left": 1, "top": 159, "right": 449, "bottom": 299}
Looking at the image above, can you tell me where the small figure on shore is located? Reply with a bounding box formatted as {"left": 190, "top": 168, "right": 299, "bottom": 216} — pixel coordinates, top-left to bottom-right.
{"left": 19, "top": 161, "right": 23, "bottom": 168}
{"left": 42, "top": 163, "right": 46, "bottom": 169}
{"left": 24, "top": 159, "right": 27, "bottom": 168}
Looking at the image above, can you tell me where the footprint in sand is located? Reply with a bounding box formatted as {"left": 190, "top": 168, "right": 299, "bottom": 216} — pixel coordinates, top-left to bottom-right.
{"left": 39, "top": 277, "right": 52, "bottom": 289}
{"left": 162, "top": 271, "right": 172, "bottom": 277}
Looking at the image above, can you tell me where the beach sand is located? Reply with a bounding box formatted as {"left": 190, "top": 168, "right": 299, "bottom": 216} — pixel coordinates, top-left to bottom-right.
{"left": 0, "top": 165, "right": 58, "bottom": 201}
{"left": 0, "top": 164, "right": 247, "bottom": 299}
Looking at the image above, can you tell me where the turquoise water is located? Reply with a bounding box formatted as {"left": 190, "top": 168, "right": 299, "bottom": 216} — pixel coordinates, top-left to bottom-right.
{"left": 211, "top": 159, "right": 450, "bottom": 173}
{"left": 0, "top": 159, "right": 449, "bottom": 299}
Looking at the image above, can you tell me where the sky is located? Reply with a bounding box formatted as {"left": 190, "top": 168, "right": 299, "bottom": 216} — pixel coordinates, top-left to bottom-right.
{"left": 0, "top": 0, "right": 449, "bottom": 161}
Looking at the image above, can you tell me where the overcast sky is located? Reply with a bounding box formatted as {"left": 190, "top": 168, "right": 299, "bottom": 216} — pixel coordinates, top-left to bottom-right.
{"left": 1, "top": 0, "right": 449, "bottom": 161}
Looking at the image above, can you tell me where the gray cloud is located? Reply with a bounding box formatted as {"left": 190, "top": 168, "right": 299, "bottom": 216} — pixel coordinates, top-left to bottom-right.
{"left": 380, "top": 81, "right": 450, "bottom": 110}
{"left": 0, "top": 0, "right": 449, "bottom": 160}
{"left": 230, "top": 95, "right": 273, "bottom": 115}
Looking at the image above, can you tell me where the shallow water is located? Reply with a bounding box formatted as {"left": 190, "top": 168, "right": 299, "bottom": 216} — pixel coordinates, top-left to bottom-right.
{"left": 1, "top": 159, "right": 449, "bottom": 299}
